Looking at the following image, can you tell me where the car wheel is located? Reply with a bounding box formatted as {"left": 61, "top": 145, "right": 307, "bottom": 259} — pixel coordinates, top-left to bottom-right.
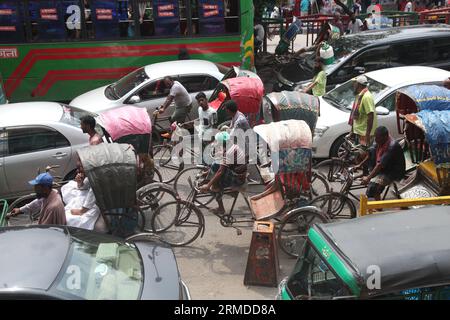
{"left": 329, "top": 135, "right": 347, "bottom": 159}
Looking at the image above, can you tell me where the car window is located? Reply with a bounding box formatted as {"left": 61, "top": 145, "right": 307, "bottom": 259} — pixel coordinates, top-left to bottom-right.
{"left": 352, "top": 46, "right": 390, "bottom": 73}
{"left": 429, "top": 38, "right": 450, "bottom": 66}
{"left": 376, "top": 92, "right": 396, "bottom": 111}
{"left": 7, "top": 127, "right": 70, "bottom": 156}
{"left": 108, "top": 68, "right": 149, "bottom": 100}
{"left": 0, "top": 131, "right": 7, "bottom": 157}
{"left": 134, "top": 79, "right": 169, "bottom": 101}
{"left": 178, "top": 75, "right": 219, "bottom": 92}
{"left": 390, "top": 40, "right": 430, "bottom": 67}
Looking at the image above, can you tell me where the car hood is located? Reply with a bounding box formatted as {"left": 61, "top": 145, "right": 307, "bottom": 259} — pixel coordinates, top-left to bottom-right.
{"left": 70, "top": 85, "right": 117, "bottom": 113}
{"left": 135, "top": 242, "right": 184, "bottom": 300}
{"left": 316, "top": 97, "right": 350, "bottom": 128}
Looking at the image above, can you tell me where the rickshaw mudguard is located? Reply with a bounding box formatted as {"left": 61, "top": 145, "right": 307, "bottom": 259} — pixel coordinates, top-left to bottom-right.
{"left": 308, "top": 227, "right": 362, "bottom": 297}
{"left": 264, "top": 91, "right": 320, "bottom": 132}
{"left": 77, "top": 143, "right": 137, "bottom": 212}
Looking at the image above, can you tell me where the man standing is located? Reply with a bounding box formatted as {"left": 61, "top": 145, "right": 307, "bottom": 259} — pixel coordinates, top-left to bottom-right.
{"left": 80, "top": 115, "right": 102, "bottom": 145}
{"left": 224, "top": 100, "right": 250, "bottom": 139}
{"left": 9, "top": 173, "right": 66, "bottom": 225}
{"left": 156, "top": 76, "right": 193, "bottom": 125}
{"left": 348, "top": 75, "right": 377, "bottom": 147}
{"left": 182, "top": 92, "right": 217, "bottom": 144}
{"left": 347, "top": 13, "right": 364, "bottom": 34}
{"left": 358, "top": 126, "right": 406, "bottom": 201}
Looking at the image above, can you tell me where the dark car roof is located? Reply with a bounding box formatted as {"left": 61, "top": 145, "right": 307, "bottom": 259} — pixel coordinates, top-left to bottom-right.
{"left": 314, "top": 206, "right": 450, "bottom": 297}
{"left": 0, "top": 226, "right": 70, "bottom": 291}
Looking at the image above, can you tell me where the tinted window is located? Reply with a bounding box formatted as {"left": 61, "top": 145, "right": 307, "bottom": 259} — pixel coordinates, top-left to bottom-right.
{"left": 390, "top": 41, "right": 430, "bottom": 66}
{"left": 7, "top": 127, "right": 70, "bottom": 156}
{"left": 376, "top": 92, "right": 396, "bottom": 111}
{"left": 430, "top": 38, "right": 450, "bottom": 67}
{"left": 135, "top": 79, "right": 169, "bottom": 100}
{"left": 178, "top": 75, "right": 218, "bottom": 92}
{"left": 0, "top": 131, "right": 6, "bottom": 157}
{"left": 353, "top": 46, "right": 390, "bottom": 72}
{"left": 0, "top": 1, "right": 26, "bottom": 43}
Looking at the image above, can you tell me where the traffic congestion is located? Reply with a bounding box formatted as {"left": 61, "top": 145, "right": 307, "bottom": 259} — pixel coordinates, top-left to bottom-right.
{"left": 0, "top": 0, "right": 449, "bottom": 302}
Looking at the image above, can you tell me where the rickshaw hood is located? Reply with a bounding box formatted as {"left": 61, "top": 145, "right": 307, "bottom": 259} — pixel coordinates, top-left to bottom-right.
{"left": 397, "top": 85, "right": 450, "bottom": 112}
{"left": 221, "top": 77, "right": 264, "bottom": 114}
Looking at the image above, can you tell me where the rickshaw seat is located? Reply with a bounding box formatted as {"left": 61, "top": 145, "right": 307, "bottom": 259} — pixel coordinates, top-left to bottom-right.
{"left": 279, "top": 172, "right": 311, "bottom": 199}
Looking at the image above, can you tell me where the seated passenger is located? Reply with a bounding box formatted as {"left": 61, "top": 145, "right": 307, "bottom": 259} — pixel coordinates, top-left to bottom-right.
{"left": 199, "top": 131, "right": 247, "bottom": 214}
{"left": 358, "top": 126, "right": 406, "bottom": 201}
{"left": 62, "top": 162, "right": 100, "bottom": 230}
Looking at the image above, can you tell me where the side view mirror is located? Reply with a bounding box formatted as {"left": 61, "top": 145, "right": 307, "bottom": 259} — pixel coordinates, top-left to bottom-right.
{"left": 354, "top": 66, "right": 365, "bottom": 74}
{"left": 128, "top": 95, "right": 141, "bottom": 104}
{"left": 376, "top": 106, "right": 390, "bottom": 116}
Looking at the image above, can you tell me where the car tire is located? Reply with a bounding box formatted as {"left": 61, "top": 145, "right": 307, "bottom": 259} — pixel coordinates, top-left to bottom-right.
{"left": 329, "top": 135, "right": 347, "bottom": 159}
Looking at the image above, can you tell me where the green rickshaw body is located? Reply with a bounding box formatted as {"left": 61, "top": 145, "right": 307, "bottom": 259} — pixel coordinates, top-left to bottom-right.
{"left": 278, "top": 206, "right": 450, "bottom": 300}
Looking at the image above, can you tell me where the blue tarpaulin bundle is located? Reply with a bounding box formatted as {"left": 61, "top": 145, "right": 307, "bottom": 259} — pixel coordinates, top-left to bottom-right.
{"left": 400, "top": 85, "right": 450, "bottom": 112}
{"left": 417, "top": 110, "right": 450, "bottom": 166}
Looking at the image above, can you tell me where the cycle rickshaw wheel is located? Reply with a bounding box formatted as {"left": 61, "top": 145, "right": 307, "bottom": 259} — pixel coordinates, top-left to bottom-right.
{"left": 309, "top": 192, "right": 357, "bottom": 219}
{"left": 173, "top": 165, "right": 215, "bottom": 206}
{"left": 152, "top": 144, "right": 184, "bottom": 183}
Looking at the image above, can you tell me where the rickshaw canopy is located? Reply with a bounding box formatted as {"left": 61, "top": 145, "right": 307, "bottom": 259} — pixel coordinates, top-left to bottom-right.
{"left": 97, "top": 106, "right": 151, "bottom": 141}
{"left": 77, "top": 143, "right": 137, "bottom": 212}
{"left": 312, "top": 206, "right": 450, "bottom": 298}
{"left": 219, "top": 77, "right": 264, "bottom": 114}
{"left": 254, "top": 120, "right": 312, "bottom": 174}
{"left": 263, "top": 91, "right": 320, "bottom": 131}
{"left": 397, "top": 85, "right": 450, "bottom": 113}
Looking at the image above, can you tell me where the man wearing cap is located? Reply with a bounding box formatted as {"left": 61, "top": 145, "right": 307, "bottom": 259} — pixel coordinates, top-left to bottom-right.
{"left": 8, "top": 173, "right": 66, "bottom": 225}
{"left": 348, "top": 75, "right": 377, "bottom": 147}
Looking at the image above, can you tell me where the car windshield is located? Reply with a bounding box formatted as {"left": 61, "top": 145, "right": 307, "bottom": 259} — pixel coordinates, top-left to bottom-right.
{"left": 52, "top": 230, "right": 144, "bottom": 300}
{"left": 107, "top": 68, "right": 149, "bottom": 100}
{"left": 287, "top": 242, "right": 350, "bottom": 299}
{"left": 322, "top": 77, "right": 389, "bottom": 111}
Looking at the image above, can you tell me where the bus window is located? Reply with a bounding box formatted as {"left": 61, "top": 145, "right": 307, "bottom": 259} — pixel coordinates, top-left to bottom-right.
{"left": 0, "top": 1, "right": 25, "bottom": 43}
{"left": 28, "top": 0, "right": 83, "bottom": 42}
{"left": 137, "top": 1, "right": 154, "bottom": 37}
{"left": 152, "top": 0, "right": 181, "bottom": 37}
{"left": 196, "top": 0, "right": 225, "bottom": 35}
{"left": 87, "top": 0, "right": 120, "bottom": 39}
{"left": 224, "top": 0, "right": 238, "bottom": 33}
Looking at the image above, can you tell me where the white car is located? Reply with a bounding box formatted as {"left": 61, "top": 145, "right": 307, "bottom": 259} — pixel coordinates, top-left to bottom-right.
{"left": 313, "top": 66, "right": 450, "bottom": 158}
{"left": 70, "top": 60, "right": 254, "bottom": 118}
{"left": 0, "top": 102, "right": 93, "bottom": 200}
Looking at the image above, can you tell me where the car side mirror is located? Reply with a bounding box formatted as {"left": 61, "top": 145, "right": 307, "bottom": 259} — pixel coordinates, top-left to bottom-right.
{"left": 354, "top": 66, "right": 365, "bottom": 74}
{"left": 376, "top": 106, "right": 390, "bottom": 116}
{"left": 128, "top": 95, "right": 141, "bottom": 104}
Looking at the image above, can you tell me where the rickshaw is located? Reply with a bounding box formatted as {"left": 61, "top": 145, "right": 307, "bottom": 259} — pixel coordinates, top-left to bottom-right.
{"left": 149, "top": 120, "right": 329, "bottom": 255}
{"left": 96, "top": 106, "right": 162, "bottom": 187}
{"left": 277, "top": 206, "right": 450, "bottom": 300}
{"left": 395, "top": 85, "right": 450, "bottom": 198}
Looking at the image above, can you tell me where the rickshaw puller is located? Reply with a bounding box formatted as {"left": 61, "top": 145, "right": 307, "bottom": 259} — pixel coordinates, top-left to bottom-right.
{"left": 8, "top": 173, "right": 66, "bottom": 225}
{"left": 357, "top": 126, "right": 406, "bottom": 201}
{"left": 80, "top": 115, "right": 103, "bottom": 146}
{"left": 199, "top": 132, "right": 247, "bottom": 215}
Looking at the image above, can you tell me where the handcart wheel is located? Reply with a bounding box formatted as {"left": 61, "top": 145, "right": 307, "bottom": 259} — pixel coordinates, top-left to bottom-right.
{"left": 152, "top": 144, "right": 184, "bottom": 183}
{"left": 136, "top": 183, "right": 179, "bottom": 232}
{"left": 150, "top": 200, "right": 204, "bottom": 247}
{"left": 173, "top": 165, "right": 215, "bottom": 206}
{"left": 277, "top": 207, "right": 328, "bottom": 258}
{"left": 309, "top": 192, "right": 357, "bottom": 219}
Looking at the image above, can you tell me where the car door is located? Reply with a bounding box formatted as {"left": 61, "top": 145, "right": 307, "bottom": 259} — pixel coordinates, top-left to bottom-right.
{"left": 126, "top": 78, "right": 170, "bottom": 112}
{"left": 374, "top": 92, "right": 399, "bottom": 140}
{"left": 3, "top": 126, "right": 72, "bottom": 197}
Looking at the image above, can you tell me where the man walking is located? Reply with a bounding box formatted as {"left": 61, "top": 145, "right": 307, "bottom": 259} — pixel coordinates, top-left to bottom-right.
{"left": 9, "top": 173, "right": 66, "bottom": 225}
{"left": 348, "top": 75, "right": 377, "bottom": 147}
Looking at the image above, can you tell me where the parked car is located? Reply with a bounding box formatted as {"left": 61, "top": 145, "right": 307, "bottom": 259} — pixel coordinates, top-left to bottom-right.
{"left": 277, "top": 205, "right": 450, "bottom": 300}
{"left": 0, "top": 226, "right": 190, "bottom": 300}
{"left": 0, "top": 102, "right": 94, "bottom": 200}
{"left": 70, "top": 59, "right": 257, "bottom": 118}
{"left": 276, "top": 24, "right": 450, "bottom": 92}
{"left": 312, "top": 66, "right": 450, "bottom": 158}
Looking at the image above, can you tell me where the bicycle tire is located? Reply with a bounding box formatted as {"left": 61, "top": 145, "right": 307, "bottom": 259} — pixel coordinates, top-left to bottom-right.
{"left": 309, "top": 192, "right": 357, "bottom": 220}
{"left": 136, "top": 183, "right": 179, "bottom": 232}
{"left": 151, "top": 200, "right": 204, "bottom": 247}
{"left": 152, "top": 144, "right": 184, "bottom": 183}
{"left": 173, "top": 165, "right": 215, "bottom": 206}
{"left": 277, "top": 207, "right": 328, "bottom": 258}
{"left": 310, "top": 170, "right": 330, "bottom": 198}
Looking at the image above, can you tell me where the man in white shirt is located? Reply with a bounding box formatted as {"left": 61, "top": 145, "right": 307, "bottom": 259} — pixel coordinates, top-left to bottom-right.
{"left": 156, "top": 76, "right": 193, "bottom": 124}
{"left": 347, "top": 13, "right": 364, "bottom": 34}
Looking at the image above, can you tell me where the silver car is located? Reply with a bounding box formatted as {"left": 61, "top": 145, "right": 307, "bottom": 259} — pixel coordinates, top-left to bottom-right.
{"left": 0, "top": 102, "right": 92, "bottom": 200}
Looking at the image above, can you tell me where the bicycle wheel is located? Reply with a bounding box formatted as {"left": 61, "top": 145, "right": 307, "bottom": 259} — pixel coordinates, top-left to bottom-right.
{"left": 7, "top": 194, "right": 38, "bottom": 226}
{"left": 151, "top": 200, "right": 204, "bottom": 247}
{"left": 173, "top": 165, "right": 215, "bottom": 206}
{"left": 136, "top": 183, "right": 179, "bottom": 232}
{"left": 152, "top": 144, "right": 184, "bottom": 183}
{"left": 277, "top": 207, "right": 328, "bottom": 258}
{"left": 309, "top": 192, "right": 357, "bottom": 220}
{"left": 310, "top": 170, "right": 330, "bottom": 198}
